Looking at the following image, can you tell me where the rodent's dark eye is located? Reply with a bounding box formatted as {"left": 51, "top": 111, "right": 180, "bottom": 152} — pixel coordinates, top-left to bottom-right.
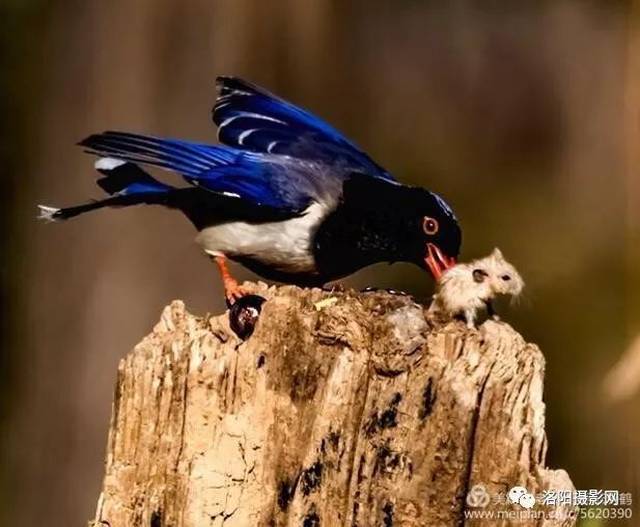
{"left": 501, "top": 274, "right": 511, "bottom": 281}
{"left": 422, "top": 216, "right": 439, "bottom": 235}
{"left": 473, "top": 269, "right": 488, "bottom": 283}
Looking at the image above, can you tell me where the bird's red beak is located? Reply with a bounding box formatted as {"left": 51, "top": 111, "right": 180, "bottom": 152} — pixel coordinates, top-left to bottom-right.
{"left": 425, "top": 243, "right": 456, "bottom": 281}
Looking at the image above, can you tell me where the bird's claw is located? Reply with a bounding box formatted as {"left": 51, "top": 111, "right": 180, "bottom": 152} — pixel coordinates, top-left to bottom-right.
{"left": 224, "top": 279, "right": 249, "bottom": 307}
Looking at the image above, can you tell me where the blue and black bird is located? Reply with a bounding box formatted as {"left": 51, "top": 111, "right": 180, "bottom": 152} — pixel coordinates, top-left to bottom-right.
{"left": 40, "top": 77, "right": 462, "bottom": 303}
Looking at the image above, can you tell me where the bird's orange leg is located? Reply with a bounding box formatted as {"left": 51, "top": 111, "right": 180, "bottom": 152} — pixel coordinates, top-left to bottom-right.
{"left": 212, "top": 255, "right": 247, "bottom": 305}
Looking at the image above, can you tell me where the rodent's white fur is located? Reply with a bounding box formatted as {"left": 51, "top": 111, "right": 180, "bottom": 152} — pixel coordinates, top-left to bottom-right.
{"left": 429, "top": 248, "right": 524, "bottom": 328}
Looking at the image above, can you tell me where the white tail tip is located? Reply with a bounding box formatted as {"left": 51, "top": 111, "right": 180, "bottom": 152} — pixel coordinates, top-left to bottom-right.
{"left": 37, "top": 205, "right": 61, "bottom": 222}
{"left": 95, "top": 157, "right": 126, "bottom": 171}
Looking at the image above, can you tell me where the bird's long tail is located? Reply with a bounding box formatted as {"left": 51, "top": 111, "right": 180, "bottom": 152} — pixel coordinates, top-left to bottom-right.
{"left": 38, "top": 158, "right": 177, "bottom": 221}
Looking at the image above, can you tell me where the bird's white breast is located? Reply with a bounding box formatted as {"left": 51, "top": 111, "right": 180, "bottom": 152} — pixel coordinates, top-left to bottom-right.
{"left": 195, "top": 202, "right": 330, "bottom": 273}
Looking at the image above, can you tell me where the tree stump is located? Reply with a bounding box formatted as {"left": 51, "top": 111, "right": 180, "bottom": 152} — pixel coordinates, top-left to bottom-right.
{"left": 92, "top": 284, "right": 575, "bottom": 527}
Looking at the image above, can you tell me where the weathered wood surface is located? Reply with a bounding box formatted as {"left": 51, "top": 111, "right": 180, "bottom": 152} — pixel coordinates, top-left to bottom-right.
{"left": 92, "top": 283, "right": 574, "bottom": 527}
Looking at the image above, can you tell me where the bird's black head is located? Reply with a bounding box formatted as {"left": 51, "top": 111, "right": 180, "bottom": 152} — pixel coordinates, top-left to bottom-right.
{"left": 314, "top": 176, "right": 462, "bottom": 282}
{"left": 400, "top": 188, "right": 461, "bottom": 279}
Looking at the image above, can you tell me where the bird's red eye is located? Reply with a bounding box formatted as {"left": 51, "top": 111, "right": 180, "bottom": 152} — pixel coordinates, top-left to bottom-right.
{"left": 422, "top": 216, "right": 439, "bottom": 235}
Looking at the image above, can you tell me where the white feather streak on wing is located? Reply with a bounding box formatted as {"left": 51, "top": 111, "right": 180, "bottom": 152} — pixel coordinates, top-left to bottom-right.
{"left": 223, "top": 88, "right": 253, "bottom": 97}
{"left": 218, "top": 113, "right": 288, "bottom": 130}
{"left": 237, "top": 129, "right": 258, "bottom": 145}
{"left": 195, "top": 202, "right": 329, "bottom": 273}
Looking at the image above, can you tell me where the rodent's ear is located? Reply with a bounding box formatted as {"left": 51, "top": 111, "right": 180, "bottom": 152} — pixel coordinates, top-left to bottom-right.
{"left": 473, "top": 269, "right": 488, "bottom": 283}
{"left": 492, "top": 248, "right": 503, "bottom": 259}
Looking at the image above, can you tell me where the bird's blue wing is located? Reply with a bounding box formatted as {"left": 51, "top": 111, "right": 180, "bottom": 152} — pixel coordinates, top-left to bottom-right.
{"left": 80, "top": 131, "right": 236, "bottom": 177}
{"left": 213, "top": 77, "right": 396, "bottom": 182}
{"left": 196, "top": 162, "right": 315, "bottom": 211}
{"left": 79, "top": 131, "right": 312, "bottom": 212}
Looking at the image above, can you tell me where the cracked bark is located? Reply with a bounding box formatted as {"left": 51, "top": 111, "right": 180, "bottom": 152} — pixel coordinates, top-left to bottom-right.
{"left": 92, "top": 283, "right": 575, "bottom": 527}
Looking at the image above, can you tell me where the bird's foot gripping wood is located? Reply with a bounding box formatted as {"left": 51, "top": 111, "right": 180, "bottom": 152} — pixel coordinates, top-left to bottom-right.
{"left": 212, "top": 256, "right": 267, "bottom": 339}
{"left": 213, "top": 255, "right": 249, "bottom": 306}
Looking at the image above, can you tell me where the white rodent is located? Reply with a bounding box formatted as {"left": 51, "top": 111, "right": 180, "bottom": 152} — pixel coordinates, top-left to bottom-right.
{"left": 429, "top": 248, "right": 524, "bottom": 328}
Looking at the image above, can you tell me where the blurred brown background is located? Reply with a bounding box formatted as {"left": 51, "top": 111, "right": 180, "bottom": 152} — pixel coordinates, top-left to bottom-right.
{"left": 1, "top": 1, "right": 639, "bottom": 526}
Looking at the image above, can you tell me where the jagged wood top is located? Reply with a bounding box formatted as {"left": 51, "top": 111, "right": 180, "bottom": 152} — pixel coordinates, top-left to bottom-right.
{"left": 94, "top": 283, "right": 575, "bottom": 527}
